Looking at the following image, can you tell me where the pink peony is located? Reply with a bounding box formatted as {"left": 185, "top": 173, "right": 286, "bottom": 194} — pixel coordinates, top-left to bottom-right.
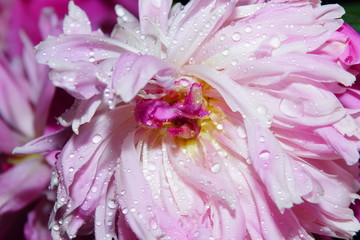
{"left": 0, "top": 29, "right": 56, "bottom": 240}
{"left": 1, "top": 0, "right": 138, "bottom": 57}
{"left": 0, "top": 0, "right": 137, "bottom": 239}
{"left": 23, "top": 0, "right": 360, "bottom": 239}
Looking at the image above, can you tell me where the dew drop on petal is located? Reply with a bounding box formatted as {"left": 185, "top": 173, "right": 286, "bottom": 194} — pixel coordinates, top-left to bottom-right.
{"left": 222, "top": 48, "right": 230, "bottom": 56}
{"left": 244, "top": 26, "right": 253, "bottom": 33}
{"left": 92, "top": 134, "right": 102, "bottom": 144}
{"left": 211, "top": 163, "right": 221, "bottom": 173}
{"left": 236, "top": 126, "right": 246, "bottom": 138}
{"left": 148, "top": 162, "right": 157, "bottom": 171}
{"left": 231, "top": 59, "right": 238, "bottom": 66}
{"left": 268, "top": 37, "right": 281, "bottom": 48}
{"left": 107, "top": 200, "right": 117, "bottom": 209}
{"left": 256, "top": 105, "right": 267, "bottom": 115}
{"left": 89, "top": 56, "right": 95, "bottom": 63}
{"left": 150, "top": 219, "right": 158, "bottom": 230}
{"left": 216, "top": 124, "right": 224, "bottom": 130}
{"left": 344, "top": 56, "right": 353, "bottom": 64}
{"left": 68, "top": 167, "right": 74, "bottom": 172}
{"left": 232, "top": 32, "right": 241, "bottom": 42}
{"left": 259, "top": 150, "right": 270, "bottom": 161}
{"left": 52, "top": 224, "right": 60, "bottom": 231}
{"left": 122, "top": 208, "right": 129, "bottom": 214}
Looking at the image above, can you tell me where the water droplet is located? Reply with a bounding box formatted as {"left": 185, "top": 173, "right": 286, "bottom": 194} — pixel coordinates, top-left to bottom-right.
{"left": 268, "top": 37, "right": 281, "bottom": 48}
{"left": 259, "top": 136, "right": 265, "bottom": 143}
{"left": 68, "top": 167, "right": 74, "bottom": 172}
{"left": 259, "top": 150, "right": 270, "bottom": 161}
{"left": 244, "top": 26, "right": 253, "bottom": 33}
{"left": 211, "top": 163, "right": 221, "bottom": 173}
{"left": 91, "top": 186, "right": 97, "bottom": 193}
{"left": 220, "top": 34, "right": 226, "bottom": 41}
{"left": 150, "top": 219, "right": 158, "bottom": 230}
{"left": 232, "top": 32, "right": 241, "bottom": 42}
{"left": 96, "top": 221, "right": 102, "bottom": 226}
{"left": 107, "top": 200, "right": 117, "bottom": 209}
{"left": 188, "top": 57, "right": 195, "bottom": 64}
{"left": 236, "top": 126, "right": 246, "bottom": 138}
{"left": 345, "top": 56, "right": 353, "bottom": 64}
{"left": 216, "top": 124, "right": 224, "bottom": 130}
{"left": 89, "top": 56, "right": 95, "bottom": 63}
{"left": 148, "top": 162, "right": 157, "bottom": 171}
{"left": 52, "top": 224, "right": 60, "bottom": 231}
{"left": 222, "top": 48, "right": 230, "bottom": 56}
{"left": 92, "top": 134, "right": 102, "bottom": 144}
{"left": 231, "top": 59, "right": 238, "bottom": 66}
{"left": 69, "top": 153, "right": 75, "bottom": 158}
{"left": 256, "top": 105, "right": 267, "bottom": 115}
{"left": 122, "top": 208, "right": 129, "bottom": 214}
{"left": 194, "top": 231, "right": 201, "bottom": 238}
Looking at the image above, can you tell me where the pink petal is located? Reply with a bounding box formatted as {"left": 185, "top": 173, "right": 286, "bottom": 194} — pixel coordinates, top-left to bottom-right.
{"left": 184, "top": 64, "right": 272, "bottom": 127}
{"left": 58, "top": 95, "right": 102, "bottom": 134}
{"left": 167, "top": 0, "right": 237, "bottom": 67}
{"left": 139, "top": 0, "right": 172, "bottom": 35}
{"left": 112, "top": 52, "right": 175, "bottom": 102}
{"left": 13, "top": 127, "right": 73, "bottom": 155}
{"left": 63, "top": 1, "right": 91, "bottom": 35}
{"left": 51, "top": 105, "right": 135, "bottom": 237}
{"left": 316, "top": 126, "right": 359, "bottom": 165}
{"left": 244, "top": 120, "right": 311, "bottom": 210}
{"left": 116, "top": 132, "right": 189, "bottom": 239}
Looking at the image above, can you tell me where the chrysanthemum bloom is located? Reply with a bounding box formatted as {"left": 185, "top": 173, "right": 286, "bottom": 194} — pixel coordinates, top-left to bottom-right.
{"left": 25, "top": 0, "right": 360, "bottom": 239}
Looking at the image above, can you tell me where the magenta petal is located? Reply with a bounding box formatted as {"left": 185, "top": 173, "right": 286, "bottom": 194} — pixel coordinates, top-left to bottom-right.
{"left": 0, "top": 157, "right": 51, "bottom": 215}
{"left": 24, "top": 199, "right": 52, "bottom": 240}
{"left": 339, "top": 23, "right": 360, "bottom": 65}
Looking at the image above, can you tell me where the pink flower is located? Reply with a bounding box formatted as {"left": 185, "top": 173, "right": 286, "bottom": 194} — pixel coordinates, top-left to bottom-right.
{"left": 0, "top": 33, "right": 55, "bottom": 240}
{"left": 26, "top": 0, "right": 360, "bottom": 239}
{"left": 2, "top": 0, "right": 138, "bottom": 57}
{"left": 1, "top": 1, "right": 139, "bottom": 239}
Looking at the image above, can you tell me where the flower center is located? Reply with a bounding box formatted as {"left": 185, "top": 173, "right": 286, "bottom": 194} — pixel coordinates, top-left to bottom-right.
{"left": 134, "top": 77, "right": 210, "bottom": 139}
